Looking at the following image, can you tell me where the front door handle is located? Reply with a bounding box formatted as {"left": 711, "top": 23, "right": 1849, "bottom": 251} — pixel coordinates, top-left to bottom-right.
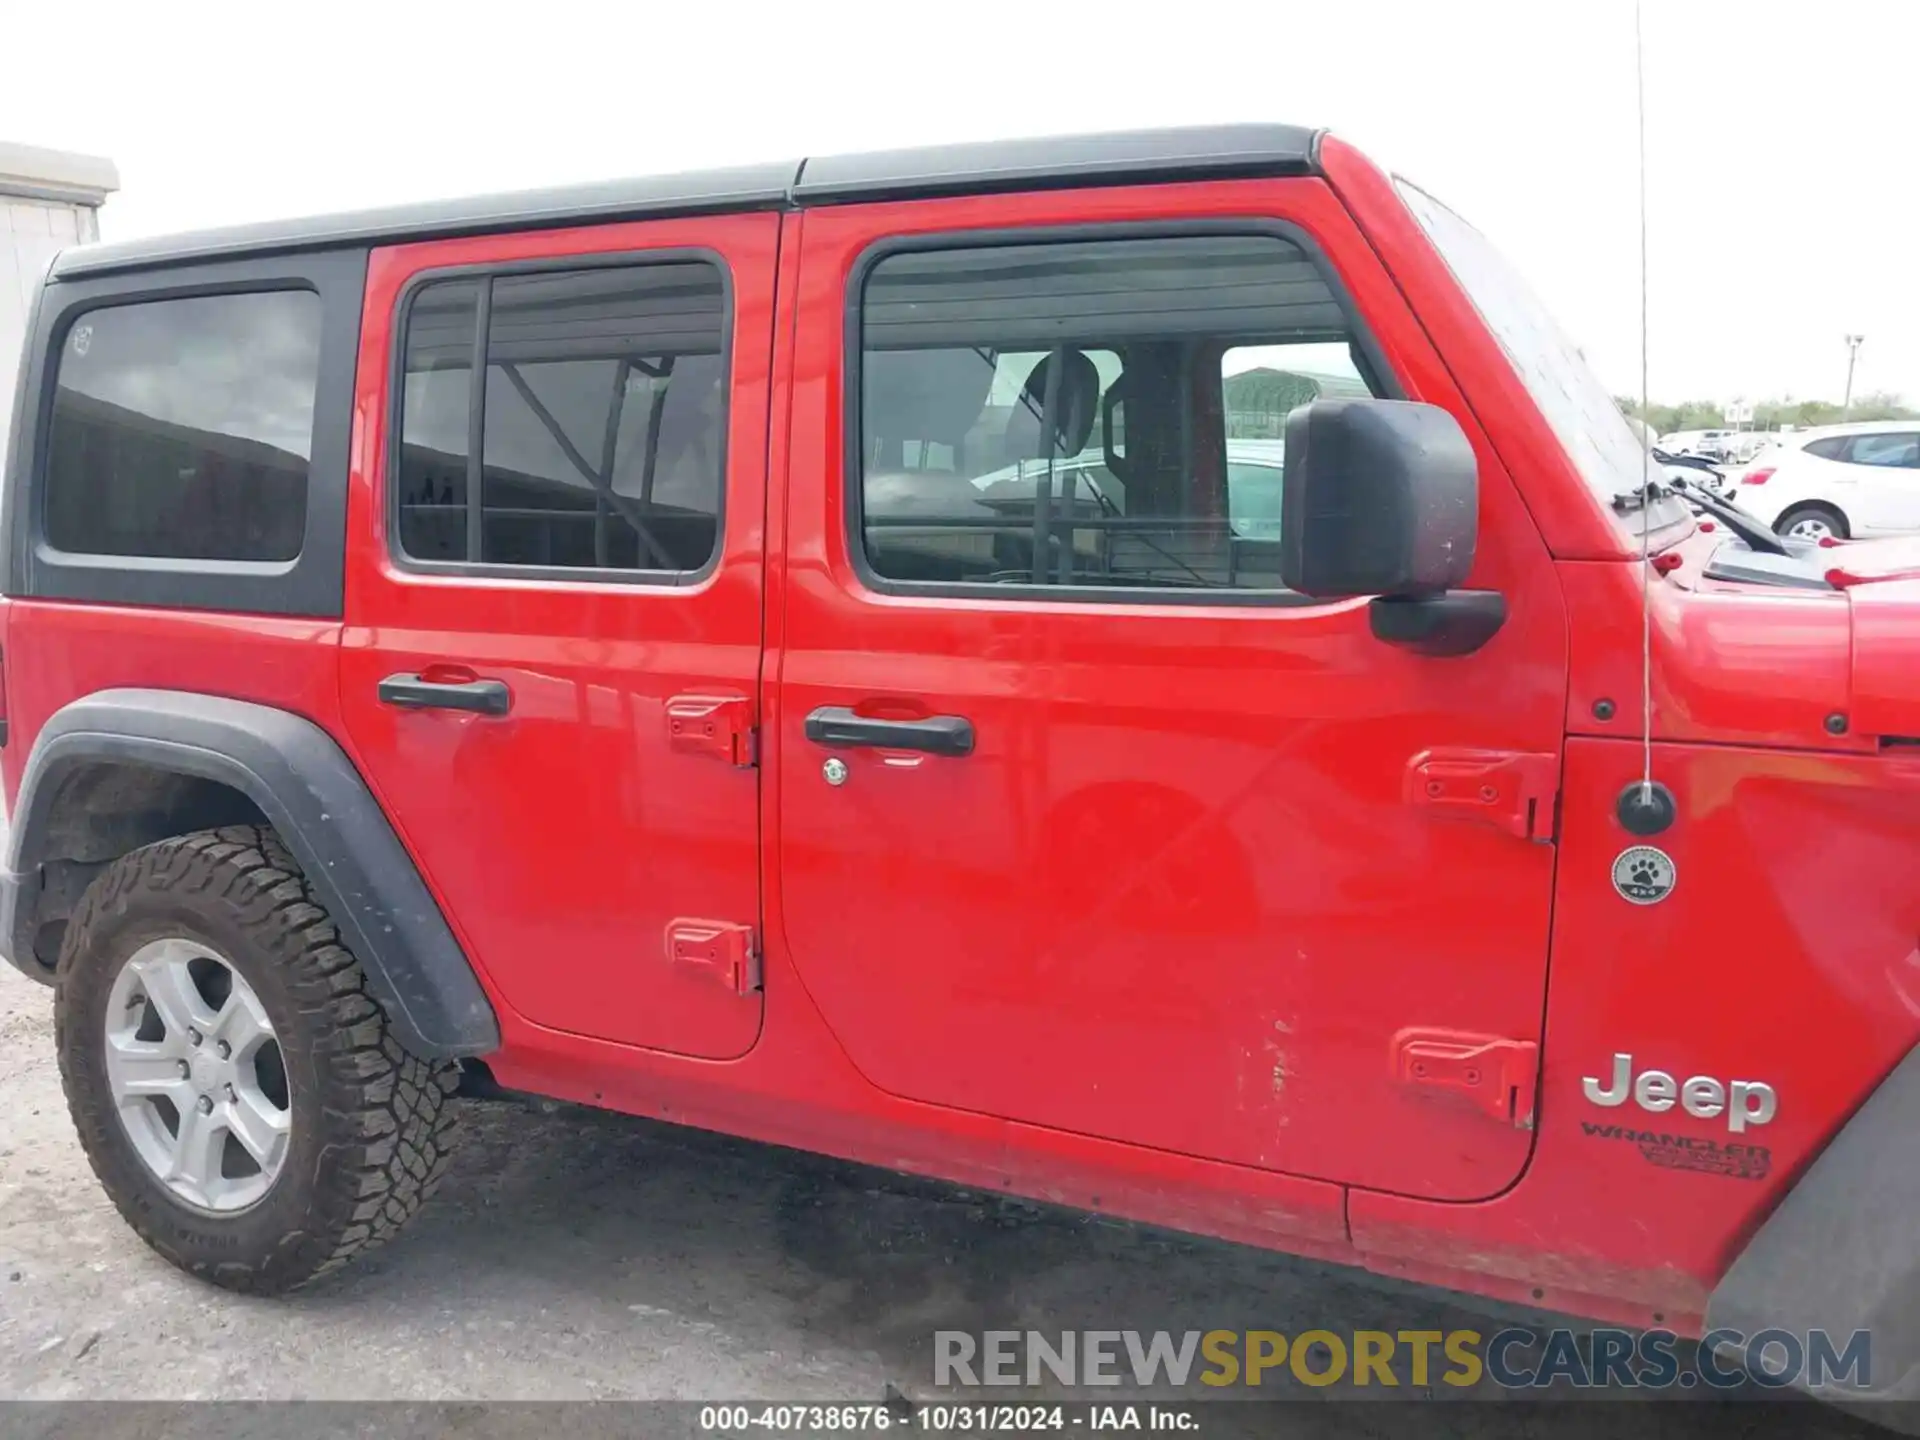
{"left": 378, "top": 672, "right": 512, "bottom": 717}
{"left": 804, "top": 706, "right": 974, "bottom": 757}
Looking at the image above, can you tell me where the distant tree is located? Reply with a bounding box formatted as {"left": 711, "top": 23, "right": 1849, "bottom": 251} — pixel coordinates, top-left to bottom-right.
{"left": 1617, "top": 392, "right": 1919, "bottom": 435}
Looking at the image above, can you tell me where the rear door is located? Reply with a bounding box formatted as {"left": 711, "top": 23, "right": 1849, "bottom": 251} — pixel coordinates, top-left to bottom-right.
{"left": 1844, "top": 431, "right": 1920, "bottom": 533}
{"left": 773, "top": 180, "right": 1569, "bottom": 1201}
{"left": 340, "top": 214, "right": 777, "bottom": 1058}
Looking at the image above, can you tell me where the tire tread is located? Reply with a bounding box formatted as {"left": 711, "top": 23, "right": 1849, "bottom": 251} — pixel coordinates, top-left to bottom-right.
{"left": 54, "top": 825, "right": 460, "bottom": 1293}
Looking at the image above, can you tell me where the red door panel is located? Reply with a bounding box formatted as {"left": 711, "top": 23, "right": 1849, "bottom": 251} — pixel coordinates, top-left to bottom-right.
{"left": 773, "top": 180, "right": 1569, "bottom": 1200}
{"left": 338, "top": 214, "right": 777, "bottom": 1059}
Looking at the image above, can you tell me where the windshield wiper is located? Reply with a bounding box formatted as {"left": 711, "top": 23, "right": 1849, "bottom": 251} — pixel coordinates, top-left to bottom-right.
{"left": 1612, "top": 476, "right": 1787, "bottom": 556}
{"left": 1610, "top": 476, "right": 1674, "bottom": 514}
{"left": 1667, "top": 475, "right": 1788, "bottom": 556}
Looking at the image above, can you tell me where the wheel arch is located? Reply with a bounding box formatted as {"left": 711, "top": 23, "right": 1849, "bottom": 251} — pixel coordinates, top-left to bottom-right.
{"left": 1772, "top": 498, "right": 1850, "bottom": 538}
{"left": 1705, "top": 1039, "right": 1920, "bottom": 1399}
{"left": 0, "top": 688, "right": 499, "bottom": 1059}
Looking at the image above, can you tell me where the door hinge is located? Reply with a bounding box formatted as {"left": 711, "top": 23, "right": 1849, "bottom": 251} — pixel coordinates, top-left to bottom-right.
{"left": 1407, "top": 748, "right": 1557, "bottom": 842}
{"left": 666, "top": 694, "right": 756, "bottom": 767}
{"left": 1392, "top": 1027, "right": 1539, "bottom": 1129}
{"left": 665, "top": 919, "right": 761, "bottom": 995}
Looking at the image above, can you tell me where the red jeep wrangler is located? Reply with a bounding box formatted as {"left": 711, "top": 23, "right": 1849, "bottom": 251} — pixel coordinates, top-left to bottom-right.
{"left": 2, "top": 125, "right": 1912, "bottom": 1398}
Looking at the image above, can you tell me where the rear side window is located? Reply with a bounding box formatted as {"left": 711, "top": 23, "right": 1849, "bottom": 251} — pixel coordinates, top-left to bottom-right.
{"left": 854, "top": 234, "right": 1383, "bottom": 596}
{"left": 1845, "top": 432, "right": 1920, "bottom": 468}
{"left": 1804, "top": 437, "right": 1850, "bottom": 460}
{"left": 44, "top": 290, "right": 322, "bottom": 561}
{"left": 394, "top": 260, "right": 727, "bottom": 576}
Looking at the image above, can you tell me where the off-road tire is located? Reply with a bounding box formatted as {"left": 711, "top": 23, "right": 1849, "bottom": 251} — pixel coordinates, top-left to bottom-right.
{"left": 54, "top": 825, "right": 461, "bottom": 1293}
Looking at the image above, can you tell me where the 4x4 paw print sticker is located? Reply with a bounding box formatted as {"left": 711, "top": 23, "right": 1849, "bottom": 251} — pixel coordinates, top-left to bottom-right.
{"left": 1612, "top": 845, "right": 1676, "bottom": 905}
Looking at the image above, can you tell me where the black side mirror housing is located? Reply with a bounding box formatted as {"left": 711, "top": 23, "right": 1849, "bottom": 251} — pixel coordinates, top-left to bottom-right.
{"left": 1279, "top": 398, "right": 1479, "bottom": 598}
{"left": 1279, "top": 398, "right": 1502, "bottom": 656}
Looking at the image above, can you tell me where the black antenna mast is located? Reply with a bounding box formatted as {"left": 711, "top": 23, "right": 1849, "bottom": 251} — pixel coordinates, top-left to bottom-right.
{"left": 1619, "top": 0, "right": 1678, "bottom": 839}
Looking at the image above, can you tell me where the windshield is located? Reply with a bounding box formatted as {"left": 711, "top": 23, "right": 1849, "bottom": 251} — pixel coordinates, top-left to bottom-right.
{"left": 1396, "top": 180, "right": 1656, "bottom": 511}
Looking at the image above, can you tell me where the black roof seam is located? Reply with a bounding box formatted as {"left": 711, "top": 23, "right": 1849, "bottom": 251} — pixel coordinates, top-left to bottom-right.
{"left": 49, "top": 124, "right": 1322, "bottom": 281}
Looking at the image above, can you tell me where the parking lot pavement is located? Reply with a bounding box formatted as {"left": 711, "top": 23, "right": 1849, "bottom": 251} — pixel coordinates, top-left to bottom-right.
{"left": 0, "top": 962, "right": 1877, "bottom": 1436}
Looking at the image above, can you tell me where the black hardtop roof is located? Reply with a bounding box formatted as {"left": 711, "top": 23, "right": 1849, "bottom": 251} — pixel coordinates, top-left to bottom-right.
{"left": 51, "top": 124, "right": 1321, "bottom": 281}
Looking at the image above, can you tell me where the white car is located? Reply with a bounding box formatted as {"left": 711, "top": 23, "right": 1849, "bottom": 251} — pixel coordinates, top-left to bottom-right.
{"left": 1720, "top": 431, "right": 1776, "bottom": 465}
{"left": 1660, "top": 428, "right": 1735, "bottom": 460}
{"left": 1736, "top": 422, "right": 1920, "bottom": 541}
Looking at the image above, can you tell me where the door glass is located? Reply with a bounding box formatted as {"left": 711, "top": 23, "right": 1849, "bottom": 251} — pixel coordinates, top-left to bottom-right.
{"left": 1221, "top": 341, "right": 1370, "bottom": 542}
{"left": 1846, "top": 432, "right": 1920, "bottom": 468}
{"left": 396, "top": 279, "right": 479, "bottom": 563}
{"left": 394, "top": 261, "right": 727, "bottom": 575}
{"left": 46, "top": 290, "right": 322, "bottom": 561}
{"left": 857, "top": 235, "right": 1385, "bottom": 594}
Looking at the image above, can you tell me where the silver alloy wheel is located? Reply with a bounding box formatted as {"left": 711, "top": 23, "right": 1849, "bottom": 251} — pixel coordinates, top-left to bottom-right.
{"left": 1786, "top": 514, "right": 1836, "bottom": 541}
{"left": 103, "top": 938, "right": 292, "bottom": 1213}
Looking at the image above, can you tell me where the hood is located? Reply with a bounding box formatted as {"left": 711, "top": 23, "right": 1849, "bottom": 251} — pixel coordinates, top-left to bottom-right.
{"left": 1842, "top": 568, "right": 1920, "bottom": 742}
{"left": 1819, "top": 534, "right": 1920, "bottom": 591}
{"left": 1793, "top": 535, "right": 1920, "bottom": 744}
{"left": 1571, "top": 532, "right": 1920, "bottom": 750}
{"left": 1565, "top": 549, "right": 1857, "bottom": 750}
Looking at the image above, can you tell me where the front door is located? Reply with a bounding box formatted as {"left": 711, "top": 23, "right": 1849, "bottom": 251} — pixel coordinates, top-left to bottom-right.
{"left": 340, "top": 214, "right": 777, "bottom": 1058}
{"left": 774, "top": 181, "right": 1569, "bottom": 1200}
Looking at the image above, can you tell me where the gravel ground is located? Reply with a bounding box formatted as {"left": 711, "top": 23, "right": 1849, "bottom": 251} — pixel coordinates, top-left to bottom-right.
{"left": 0, "top": 962, "right": 1877, "bottom": 1437}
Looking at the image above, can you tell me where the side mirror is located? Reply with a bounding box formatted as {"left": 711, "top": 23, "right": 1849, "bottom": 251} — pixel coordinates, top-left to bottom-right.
{"left": 1280, "top": 398, "right": 1477, "bottom": 596}
{"left": 1279, "top": 398, "right": 1503, "bottom": 656}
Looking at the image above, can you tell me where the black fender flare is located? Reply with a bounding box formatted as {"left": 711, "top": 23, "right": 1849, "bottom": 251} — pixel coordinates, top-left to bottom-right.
{"left": 0, "top": 688, "right": 499, "bottom": 1059}
{"left": 1705, "top": 1042, "right": 1920, "bottom": 1399}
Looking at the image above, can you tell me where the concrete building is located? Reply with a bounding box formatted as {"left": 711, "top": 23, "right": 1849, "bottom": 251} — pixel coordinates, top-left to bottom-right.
{"left": 1, "top": 142, "right": 118, "bottom": 460}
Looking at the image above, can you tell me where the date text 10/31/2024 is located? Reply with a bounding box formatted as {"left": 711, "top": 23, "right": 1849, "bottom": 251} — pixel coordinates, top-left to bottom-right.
{"left": 699, "top": 1405, "right": 1196, "bottom": 1432}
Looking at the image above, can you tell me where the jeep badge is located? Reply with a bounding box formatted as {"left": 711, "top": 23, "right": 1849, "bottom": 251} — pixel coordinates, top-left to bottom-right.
{"left": 1583, "top": 1053, "right": 1777, "bottom": 1133}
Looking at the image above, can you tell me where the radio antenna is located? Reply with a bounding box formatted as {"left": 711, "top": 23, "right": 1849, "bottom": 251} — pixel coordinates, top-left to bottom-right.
{"left": 1616, "top": 0, "right": 1679, "bottom": 843}
{"left": 1634, "top": 0, "right": 1654, "bottom": 804}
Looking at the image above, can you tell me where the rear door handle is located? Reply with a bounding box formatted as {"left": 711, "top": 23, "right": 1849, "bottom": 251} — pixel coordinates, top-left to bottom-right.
{"left": 378, "top": 673, "right": 512, "bottom": 717}
{"left": 804, "top": 706, "right": 974, "bottom": 757}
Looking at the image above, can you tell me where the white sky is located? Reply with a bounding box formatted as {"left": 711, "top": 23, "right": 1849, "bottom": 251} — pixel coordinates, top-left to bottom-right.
{"left": 4, "top": 0, "right": 1913, "bottom": 405}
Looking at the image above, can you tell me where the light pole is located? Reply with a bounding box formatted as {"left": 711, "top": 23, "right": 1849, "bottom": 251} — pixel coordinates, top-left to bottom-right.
{"left": 1844, "top": 334, "right": 1865, "bottom": 417}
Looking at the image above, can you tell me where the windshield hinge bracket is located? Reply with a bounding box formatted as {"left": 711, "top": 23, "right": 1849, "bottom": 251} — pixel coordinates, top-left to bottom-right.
{"left": 1407, "top": 748, "right": 1558, "bottom": 843}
